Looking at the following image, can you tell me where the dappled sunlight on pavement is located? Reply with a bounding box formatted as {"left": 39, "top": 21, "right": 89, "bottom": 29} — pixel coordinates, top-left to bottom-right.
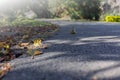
{"left": 3, "top": 21, "right": 120, "bottom": 80}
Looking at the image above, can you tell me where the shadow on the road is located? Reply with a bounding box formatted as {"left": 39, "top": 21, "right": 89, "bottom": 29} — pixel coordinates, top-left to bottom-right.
{"left": 45, "top": 23, "right": 120, "bottom": 61}
{"left": 4, "top": 66, "right": 87, "bottom": 80}
{"left": 43, "top": 22, "right": 120, "bottom": 80}
{"left": 4, "top": 22, "right": 120, "bottom": 80}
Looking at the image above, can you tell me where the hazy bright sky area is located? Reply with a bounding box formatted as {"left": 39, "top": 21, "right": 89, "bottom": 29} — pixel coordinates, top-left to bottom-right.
{"left": 0, "top": 0, "right": 30, "bottom": 10}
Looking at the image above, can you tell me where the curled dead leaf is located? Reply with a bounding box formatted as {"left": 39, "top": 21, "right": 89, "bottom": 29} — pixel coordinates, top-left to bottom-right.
{"left": 0, "top": 63, "right": 11, "bottom": 78}
{"left": 31, "top": 50, "right": 43, "bottom": 59}
{"left": 18, "top": 42, "right": 29, "bottom": 47}
{"left": 34, "top": 50, "right": 43, "bottom": 55}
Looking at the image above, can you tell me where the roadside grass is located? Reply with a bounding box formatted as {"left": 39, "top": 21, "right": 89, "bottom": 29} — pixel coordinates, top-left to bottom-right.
{"left": 12, "top": 19, "right": 52, "bottom": 27}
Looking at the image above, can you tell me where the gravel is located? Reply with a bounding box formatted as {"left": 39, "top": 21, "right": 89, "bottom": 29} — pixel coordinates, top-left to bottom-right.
{"left": 3, "top": 20, "right": 120, "bottom": 80}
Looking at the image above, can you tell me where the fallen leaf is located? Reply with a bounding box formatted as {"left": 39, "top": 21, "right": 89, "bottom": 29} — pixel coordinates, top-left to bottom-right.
{"left": 18, "top": 42, "right": 29, "bottom": 47}
{"left": 31, "top": 50, "right": 43, "bottom": 59}
{"left": 4, "top": 44, "right": 10, "bottom": 50}
{"left": 0, "top": 63, "right": 11, "bottom": 78}
{"left": 33, "top": 39, "right": 42, "bottom": 47}
{"left": 0, "top": 42, "right": 6, "bottom": 48}
{"left": 34, "top": 50, "right": 43, "bottom": 55}
{"left": 70, "top": 28, "right": 76, "bottom": 34}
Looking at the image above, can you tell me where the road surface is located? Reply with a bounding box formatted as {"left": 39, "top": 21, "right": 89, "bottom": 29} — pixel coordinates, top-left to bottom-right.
{"left": 3, "top": 20, "right": 120, "bottom": 80}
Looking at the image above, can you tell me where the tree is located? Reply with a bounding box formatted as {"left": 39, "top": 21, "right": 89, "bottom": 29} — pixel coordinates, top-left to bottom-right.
{"left": 0, "top": 0, "right": 102, "bottom": 20}
{"left": 78, "top": 0, "right": 101, "bottom": 20}
{"left": 29, "top": 0, "right": 51, "bottom": 18}
{"left": 48, "top": 0, "right": 101, "bottom": 20}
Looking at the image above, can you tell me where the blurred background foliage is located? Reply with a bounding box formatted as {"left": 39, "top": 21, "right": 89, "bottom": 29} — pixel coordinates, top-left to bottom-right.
{"left": 0, "top": 0, "right": 119, "bottom": 21}
{"left": 48, "top": 0, "right": 101, "bottom": 20}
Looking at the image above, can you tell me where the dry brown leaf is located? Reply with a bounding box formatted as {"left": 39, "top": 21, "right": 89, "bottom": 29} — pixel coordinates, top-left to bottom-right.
{"left": 0, "top": 42, "right": 6, "bottom": 48}
{"left": 70, "top": 28, "right": 76, "bottom": 34}
{"left": 31, "top": 50, "right": 43, "bottom": 59}
{"left": 0, "top": 63, "right": 11, "bottom": 78}
{"left": 34, "top": 50, "right": 43, "bottom": 55}
{"left": 18, "top": 42, "right": 29, "bottom": 47}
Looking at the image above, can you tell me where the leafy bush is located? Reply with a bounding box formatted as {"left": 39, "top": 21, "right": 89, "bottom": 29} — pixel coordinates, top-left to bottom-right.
{"left": 105, "top": 16, "right": 120, "bottom": 22}
{"left": 0, "top": 0, "right": 102, "bottom": 21}
{"left": 78, "top": 0, "right": 101, "bottom": 20}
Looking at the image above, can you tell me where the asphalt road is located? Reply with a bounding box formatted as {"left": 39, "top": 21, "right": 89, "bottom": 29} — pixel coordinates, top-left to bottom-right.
{"left": 3, "top": 20, "right": 120, "bottom": 80}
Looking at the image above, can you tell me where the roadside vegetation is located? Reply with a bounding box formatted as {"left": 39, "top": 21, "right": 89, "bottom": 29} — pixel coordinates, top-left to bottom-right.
{"left": 0, "top": 0, "right": 101, "bottom": 21}
{"left": 0, "top": 0, "right": 119, "bottom": 21}
{"left": 0, "top": 18, "right": 58, "bottom": 78}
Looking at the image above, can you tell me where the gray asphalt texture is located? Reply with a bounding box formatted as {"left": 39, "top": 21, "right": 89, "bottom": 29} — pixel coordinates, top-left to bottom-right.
{"left": 3, "top": 20, "right": 120, "bottom": 80}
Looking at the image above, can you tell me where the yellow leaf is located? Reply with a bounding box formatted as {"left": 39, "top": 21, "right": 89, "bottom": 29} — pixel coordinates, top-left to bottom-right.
{"left": 4, "top": 44, "right": 10, "bottom": 49}
{"left": 33, "top": 39, "right": 42, "bottom": 47}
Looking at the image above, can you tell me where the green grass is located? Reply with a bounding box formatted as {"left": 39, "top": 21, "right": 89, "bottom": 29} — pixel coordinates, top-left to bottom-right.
{"left": 0, "top": 19, "right": 52, "bottom": 27}
{"left": 12, "top": 19, "right": 52, "bottom": 27}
